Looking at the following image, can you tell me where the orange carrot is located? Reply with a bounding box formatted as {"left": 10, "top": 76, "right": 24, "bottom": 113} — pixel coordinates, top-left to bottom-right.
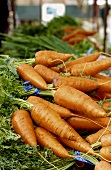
{"left": 99, "top": 146, "right": 111, "bottom": 161}
{"left": 96, "top": 78, "right": 111, "bottom": 93}
{"left": 66, "top": 116, "right": 108, "bottom": 130}
{"left": 94, "top": 160, "right": 111, "bottom": 170}
{"left": 96, "top": 92, "right": 111, "bottom": 100}
{"left": 60, "top": 52, "right": 101, "bottom": 72}
{"left": 100, "top": 134, "right": 111, "bottom": 147}
{"left": 54, "top": 85, "right": 108, "bottom": 118}
{"left": 26, "top": 96, "right": 74, "bottom": 118}
{"left": 85, "top": 124, "right": 111, "bottom": 144}
{"left": 11, "top": 110, "right": 37, "bottom": 146}
{"left": 94, "top": 73, "right": 111, "bottom": 80}
{"left": 35, "top": 50, "right": 74, "bottom": 67}
{"left": 17, "top": 63, "right": 48, "bottom": 90}
{"left": 50, "top": 66, "right": 60, "bottom": 73}
{"left": 70, "top": 58, "right": 111, "bottom": 76}
{"left": 58, "top": 137, "right": 94, "bottom": 155}
{"left": 102, "top": 101, "right": 111, "bottom": 112}
{"left": 34, "top": 64, "right": 59, "bottom": 83}
{"left": 53, "top": 75, "right": 99, "bottom": 92}
{"left": 30, "top": 102, "right": 81, "bottom": 141}
{"left": 35, "top": 127, "right": 72, "bottom": 158}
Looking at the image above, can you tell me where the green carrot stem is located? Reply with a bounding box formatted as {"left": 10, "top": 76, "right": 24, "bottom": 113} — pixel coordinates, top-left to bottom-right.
{"left": 91, "top": 142, "right": 102, "bottom": 149}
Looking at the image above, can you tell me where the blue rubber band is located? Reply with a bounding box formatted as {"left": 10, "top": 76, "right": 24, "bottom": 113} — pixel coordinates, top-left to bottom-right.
{"left": 4, "top": 57, "right": 10, "bottom": 62}
{"left": 24, "top": 85, "right": 34, "bottom": 92}
{"left": 34, "top": 88, "right": 40, "bottom": 95}
{"left": 23, "top": 81, "right": 30, "bottom": 86}
{"left": 74, "top": 151, "right": 94, "bottom": 165}
{"left": 86, "top": 47, "right": 93, "bottom": 55}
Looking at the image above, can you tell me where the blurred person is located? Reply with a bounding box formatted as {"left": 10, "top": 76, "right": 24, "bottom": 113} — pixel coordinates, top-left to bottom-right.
{"left": 107, "top": 9, "right": 111, "bottom": 44}
{"left": 0, "top": 0, "right": 9, "bottom": 46}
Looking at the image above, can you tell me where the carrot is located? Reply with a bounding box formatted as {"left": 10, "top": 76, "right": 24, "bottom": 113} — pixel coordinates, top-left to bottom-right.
{"left": 63, "top": 26, "right": 78, "bottom": 33}
{"left": 53, "top": 75, "right": 99, "bottom": 92}
{"left": 26, "top": 96, "right": 74, "bottom": 118}
{"left": 30, "top": 102, "right": 81, "bottom": 141}
{"left": 68, "top": 36, "right": 85, "bottom": 44}
{"left": 35, "top": 127, "right": 72, "bottom": 158}
{"left": 94, "top": 160, "right": 111, "bottom": 170}
{"left": 60, "top": 52, "right": 101, "bottom": 72}
{"left": 85, "top": 124, "right": 111, "bottom": 144}
{"left": 58, "top": 137, "right": 94, "bottom": 155}
{"left": 66, "top": 116, "right": 109, "bottom": 130}
{"left": 94, "top": 73, "right": 111, "bottom": 80}
{"left": 34, "top": 64, "right": 59, "bottom": 83}
{"left": 100, "top": 134, "right": 111, "bottom": 147}
{"left": 11, "top": 110, "right": 37, "bottom": 146}
{"left": 50, "top": 66, "right": 60, "bottom": 73}
{"left": 54, "top": 85, "right": 108, "bottom": 118}
{"left": 70, "top": 58, "right": 111, "bottom": 76}
{"left": 99, "top": 146, "right": 111, "bottom": 161}
{"left": 100, "top": 101, "right": 111, "bottom": 112}
{"left": 17, "top": 63, "right": 48, "bottom": 90}
{"left": 96, "top": 79, "right": 111, "bottom": 93}
{"left": 35, "top": 50, "right": 74, "bottom": 67}
{"left": 96, "top": 92, "right": 111, "bottom": 100}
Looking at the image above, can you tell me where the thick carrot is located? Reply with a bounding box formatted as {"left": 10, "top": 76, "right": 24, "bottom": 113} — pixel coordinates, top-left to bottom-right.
{"left": 85, "top": 124, "right": 111, "bottom": 144}
{"left": 100, "top": 134, "right": 111, "bottom": 147}
{"left": 35, "top": 127, "right": 72, "bottom": 158}
{"left": 99, "top": 146, "right": 111, "bottom": 161}
{"left": 53, "top": 76, "right": 99, "bottom": 92}
{"left": 34, "top": 64, "right": 59, "bottom": 83}
{"left": 94, "top": 160, "right": 111, "bottom": 170}
{"left": 66, "top": 116, "right": 109, "bottom": 130}
{"left": 17, "top": 63, "right": 48, "bottom": 90}
{"left": 26, "top": 96, "right": 74, "bottom": 119}
{"left": 35, "top": 50, "right": 74, "bottom": 67}
{"left": 60, "top": 52, "right": 101, "bottom": 72}
{"left": 54, "top": 85, "right": 108, "bottom": 118}
{"left": 58, "top": 137, "right": 94, "bottom": 155}
{"left": 11, "top": 110, "right": 37, "bottom": 146}
{"left": 70, "top": 58, "right": 111, "bottom": 76}
{"left": 30, "top": 102, "right": 81, "bottom": 141}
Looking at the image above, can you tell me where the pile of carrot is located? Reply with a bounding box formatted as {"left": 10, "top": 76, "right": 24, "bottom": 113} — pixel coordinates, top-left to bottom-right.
{"left": 61, "top": 27, "right": 100, "bottom": 50}
{"left": 11, "top": 50, "right": 111, "bottom": 169}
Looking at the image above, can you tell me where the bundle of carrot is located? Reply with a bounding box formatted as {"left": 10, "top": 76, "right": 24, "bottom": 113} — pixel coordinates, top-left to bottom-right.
{"left": 1, "top": 49, "right": 111, "bottom": 169}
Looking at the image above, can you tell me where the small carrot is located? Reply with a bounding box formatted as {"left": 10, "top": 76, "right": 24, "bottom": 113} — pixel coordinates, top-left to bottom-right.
{"left": 11, "top": 110, "right": 37, "bottom": 146}
{"left": 35, "top": 50, "right": 74, "bottom": 67}
{"left": 66, "top": 116, "right": 108, "bottom": 131}
{"left": 54, "top": 85, "right": 108, "bottom": 118}
{"left": 34, "top": 64, "right": 59, "bottom": 83}
{"left": 99, "top": 146, "right": 111, "bottom": 161}
{"left": 35, "top": 127, "right": 72, "bottom": 158}
{"left": 30, "top": 102, "right": 81, "bottom": 141}
{"left": 26, "top": 96, "right": 74, "bottom": 119}
{"left": 53, "top": 76, "right": 99, "bottom": 92}
{"left": 70, "top": 58, "right": 111, "bottom": 76}
{"left": 94, "top": 160, "right": 111, "bottom": 170}
{"left": 17, "top": 63, "right": 48, "bottom": 90}
{"left": 96, "top": 92, "right": 111, "bottom": 100}
{"left": 58, "top": 137, "right": 94, "bottom": 155}
{"left": 85, "top": 124, "right": 111, "bottom": 144}
{"left": 60, "top": 52, "right": 101, "bottom": 72}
